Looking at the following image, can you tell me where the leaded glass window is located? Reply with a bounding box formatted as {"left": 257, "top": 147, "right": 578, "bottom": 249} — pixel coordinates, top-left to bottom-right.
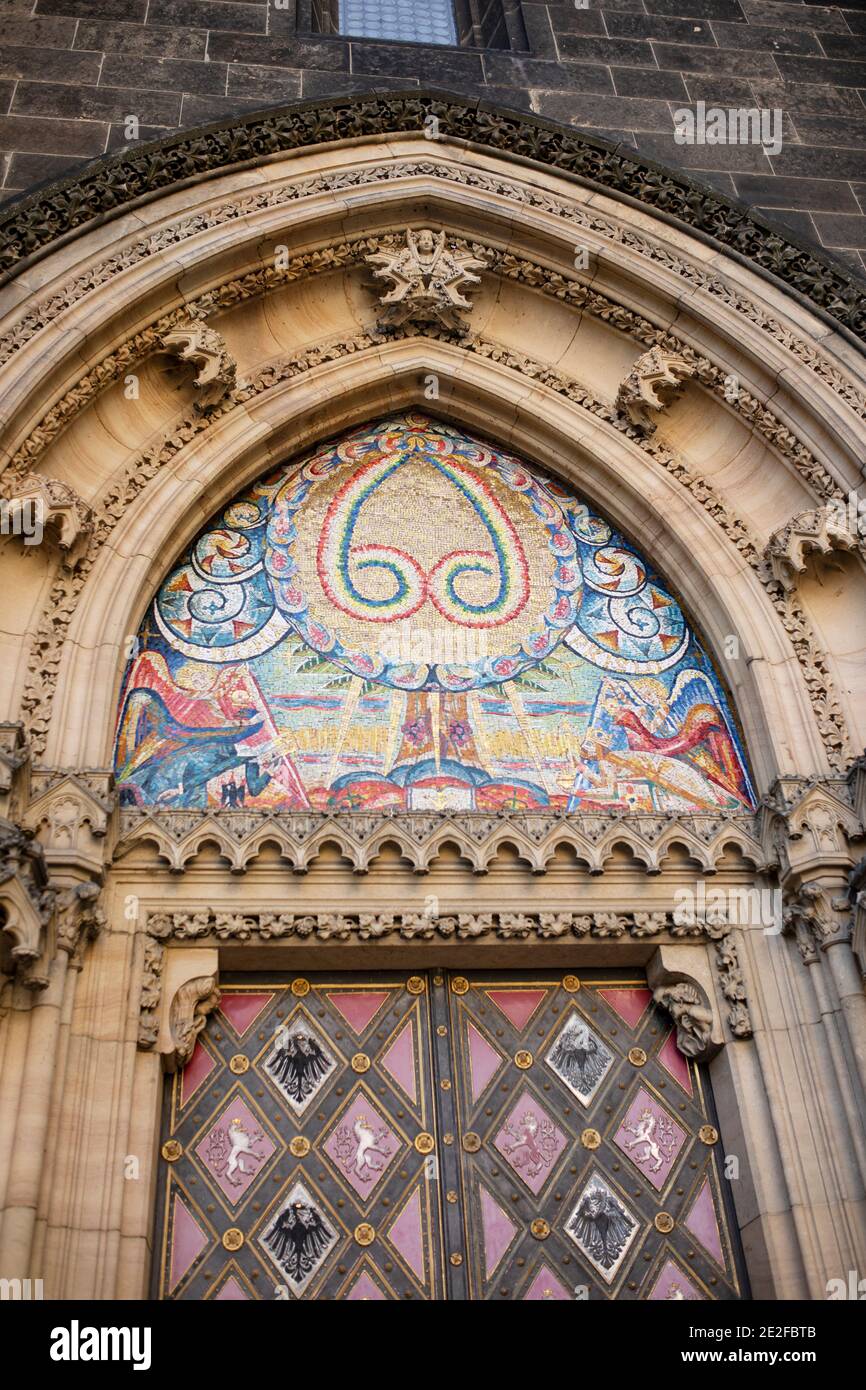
{"left": 339, "top": 0, "right": 457, "bottom": 45}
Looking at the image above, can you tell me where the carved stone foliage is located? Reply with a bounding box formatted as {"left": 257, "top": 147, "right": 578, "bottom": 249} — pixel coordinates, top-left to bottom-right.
{"left": 713, "top": 936, "right": 753, "bottom": 1039}
{"left": 115, "top": 807, "right": 764, "bottom": 877}
{"left": 160, "top": 318, "right": 237, "bottom": 409}
{"left": 616, "top": 348, "right": 695, "bottom": 431}
{"left": 766, "top": 505, "right": 863, "bottom": 594}
{"left": 0, "top": 158, "right": 861, "bottom": 420}
{"left": 137, "top": 936, "right": 164, "bottom": 1050}
{"left": 1, "top": 473, "right": 93, "bottom": 562}
{"left": 366, "top": 228, "right": 486, "bottom": 333}
{"left": 54, "top": 880, "right": 105, "bottom": 968}
{"left": 3, "top": 229, "right": 848, "bottom": 507}
{"left": 144, "top": 907, "right": 690, "bottom": 943}
{"left": 0, "top": 93, "right": 862, "bottom": 340}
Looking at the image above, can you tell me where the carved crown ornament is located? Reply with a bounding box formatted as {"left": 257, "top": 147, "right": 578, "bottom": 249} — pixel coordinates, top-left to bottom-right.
{"left": 160, "top": 317, "right": 238, "bottom": 410}
{"left": 0, "top": 92, "right": 862, "bottom": 343}
{"left": 765, "top": 504, "right": 864, "bottom": 595}
{"left": 365, "top": 228, "right": 487, "bottom": 334}
{"left": 615, "top": 348, "right": 696, "bottom": 432}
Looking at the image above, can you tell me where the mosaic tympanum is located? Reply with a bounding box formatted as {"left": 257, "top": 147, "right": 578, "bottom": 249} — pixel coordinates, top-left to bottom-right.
{"left": 116, "top": 414, "right": 754, "bottom": 813}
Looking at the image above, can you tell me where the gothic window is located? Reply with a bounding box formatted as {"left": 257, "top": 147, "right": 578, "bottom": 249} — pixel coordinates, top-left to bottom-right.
{"left": 114, "top": 414, "right": 754, "bottom": 816}
{"left": 338, "top": 0, "right": 457, "bottom": 45}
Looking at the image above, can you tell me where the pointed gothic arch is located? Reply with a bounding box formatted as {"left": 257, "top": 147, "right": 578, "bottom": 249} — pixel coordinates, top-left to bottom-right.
{"left": 1, "top": 94, "right": 865, "bottom": 1303}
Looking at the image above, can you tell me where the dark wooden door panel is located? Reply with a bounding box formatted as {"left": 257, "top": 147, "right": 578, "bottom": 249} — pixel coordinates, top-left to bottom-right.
{"left": 153, "top": 969, "right": 746, "bottom": 1301}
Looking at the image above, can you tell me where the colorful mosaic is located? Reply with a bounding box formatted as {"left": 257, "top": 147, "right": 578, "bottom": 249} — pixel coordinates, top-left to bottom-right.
{"left": 115, "top": 414, "right": 755, "bottom": 812}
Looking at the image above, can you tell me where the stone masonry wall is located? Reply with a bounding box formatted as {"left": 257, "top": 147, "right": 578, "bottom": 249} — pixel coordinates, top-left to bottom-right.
{"left": 0, "top": 0, "right": 864, "bottom": 273}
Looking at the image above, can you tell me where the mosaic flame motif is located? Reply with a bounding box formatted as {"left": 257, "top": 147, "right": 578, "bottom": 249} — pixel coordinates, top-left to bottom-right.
{"left": 115, "top": 414, "right": 755, "bottom": 813}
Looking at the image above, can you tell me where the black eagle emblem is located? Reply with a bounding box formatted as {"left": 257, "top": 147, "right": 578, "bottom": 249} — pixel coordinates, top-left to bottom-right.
{"left": 569, "top": 1182, "right": 636, "bottom": 1271}
{"left": 268, "top": 1031, "right": 333, "bottom": 1105}
{"left": 265, "top": 1201, "right": 334, "bottom": 1285}
{"left": 549, "top": 1021, "right": 609, "bottom": 1094}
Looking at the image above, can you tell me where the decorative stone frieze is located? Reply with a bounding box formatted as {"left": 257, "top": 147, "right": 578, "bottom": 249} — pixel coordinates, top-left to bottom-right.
{"left": 0, "top": 94, "right": 862, "bottom": 342}
{"left": 143, "top": 906, "right": 683, "bottom": 944}
{"left": 115, "top": 806, "right": 764, "bottom": 877}
{"left": 366, "top": 228, "right": 486, "bottom": 333}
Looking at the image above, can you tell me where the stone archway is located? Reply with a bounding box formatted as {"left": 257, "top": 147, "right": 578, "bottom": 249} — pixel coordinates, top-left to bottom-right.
{"left": 1, "top": 94, "right": 864, "bottom": 1302}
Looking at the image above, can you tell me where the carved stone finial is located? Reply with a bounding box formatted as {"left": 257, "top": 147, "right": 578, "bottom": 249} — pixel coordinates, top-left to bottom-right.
{"left": 2, "top": 474, "right": 92, "bottom": 562}
{"left": 616, "top": 347, "right": 695, "bottom": 431}
{"left": 365, "top": 228, "right": 487, "bottom": 334}
{"left": 161, "top": 317, "right": 237, "bottom": 409}
{"left": 765, "top": 504, "right": 861, "bottom": 594}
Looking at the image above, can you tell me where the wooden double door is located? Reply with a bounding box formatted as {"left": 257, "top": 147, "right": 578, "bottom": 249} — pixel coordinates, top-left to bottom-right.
{"left": 154, "top": 969, "right": 746, "bottom": 1300}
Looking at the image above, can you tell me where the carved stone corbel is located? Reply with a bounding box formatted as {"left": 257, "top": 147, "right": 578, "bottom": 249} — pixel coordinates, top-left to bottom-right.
{"left": 0, "top": 817, "right": 53, "bottom": 979}
{"left": 54, "top": 881, "right": 105, "bottom": 969}
{"left": 160, "top": 317, "right": 237, "bottom": 409}
{"left": 150, "top": 946, "right": 220, "bottom": 1072}
{"left": 615, "top": 347, "right": 695, "bottom": 431}
{"left": 647, "top": 943, "right": 724, "bottom": 1060}
{"left": 783, "top": 880, "right": 851, "bottom": 961}
{"left": 365, "top": 229, "right": 487, "bottom": 334}
{"left": 1, "top": 473, "right": 93, "bottom": 565}
{"left": 765, "top": 504, "right": 862, "bottom": 595}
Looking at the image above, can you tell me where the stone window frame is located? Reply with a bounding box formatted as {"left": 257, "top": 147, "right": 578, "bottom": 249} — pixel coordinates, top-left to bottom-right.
{"left": 305, "top": 0, "right": 529, "bottom": 51}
